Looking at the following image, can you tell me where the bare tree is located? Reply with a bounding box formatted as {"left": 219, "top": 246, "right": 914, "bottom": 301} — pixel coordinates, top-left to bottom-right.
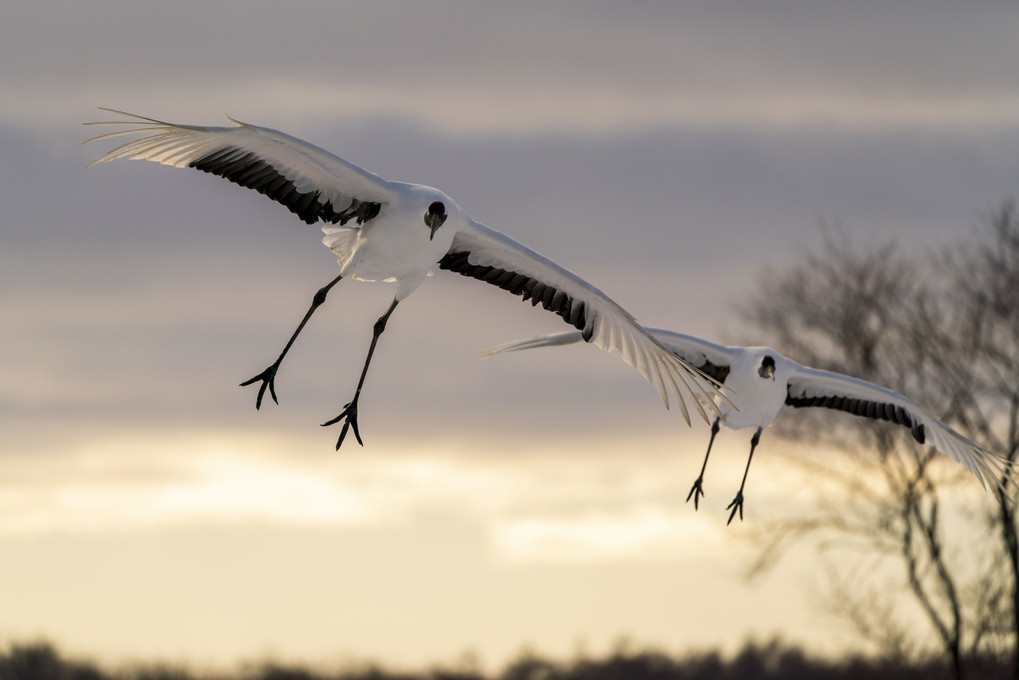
{"left": 738, "top": 207, "right": 1019, "bottom": 679}
{"left": 939, "top": 203, "right": 1019, "bottom": 674}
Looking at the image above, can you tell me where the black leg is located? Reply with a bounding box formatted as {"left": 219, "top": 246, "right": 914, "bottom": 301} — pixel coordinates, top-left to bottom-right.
{"left": 686, "top": 418, "right": 720, "bottom": 511}
{"left": 322, "top": 298, "right": 400, "bottom": 450}
{"left": 727, "top": 427, "right": 763, "bottom": 525}
{"left": 240, "top": 273, "right": 344, "bottom": 409}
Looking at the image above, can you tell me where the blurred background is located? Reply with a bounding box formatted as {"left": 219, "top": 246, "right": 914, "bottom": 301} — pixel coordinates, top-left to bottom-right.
{"left": 2, "top": 2, "right": 1019, "bottom": 677}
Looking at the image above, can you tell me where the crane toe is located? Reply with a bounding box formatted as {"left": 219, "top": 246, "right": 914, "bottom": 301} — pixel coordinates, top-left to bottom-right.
{"left": 686, "top": 477, "right": 706, "bottom": 511}
{"left": 725, "top": 492, "right": 745, "bottom": 525}
{"left": 323, "top": 400, "right": 364, "bottom": 450}
{"left": 239, "top": 365, "right": 280, "bottom": 409}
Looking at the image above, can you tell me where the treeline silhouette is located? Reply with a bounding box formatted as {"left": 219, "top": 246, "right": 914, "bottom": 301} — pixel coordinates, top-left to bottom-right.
{"left": 0, "top": 639, "right": 1011, "bottom": 680}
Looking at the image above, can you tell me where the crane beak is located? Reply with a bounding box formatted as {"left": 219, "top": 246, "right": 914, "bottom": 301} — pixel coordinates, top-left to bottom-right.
{"left": 759, "top": 364, "right": 776, "bottom": 381}
{"left": 428, "top": 218, "right": 442, "bottom": 241}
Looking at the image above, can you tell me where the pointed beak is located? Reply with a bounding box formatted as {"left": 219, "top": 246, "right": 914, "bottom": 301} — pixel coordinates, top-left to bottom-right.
{"left": 759, "top": 364, "right": 776, "bottom": 381}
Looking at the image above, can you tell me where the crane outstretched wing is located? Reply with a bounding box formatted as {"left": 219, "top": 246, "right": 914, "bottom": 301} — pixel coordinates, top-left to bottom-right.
{"left": 443, "top": 220, "right": 731, "bottom": 425}
{"left": 85, "top": 109, "right": 395, "bottom": 226}
{"left": 786, "top": 363, "right": 1014, "bottom": 491}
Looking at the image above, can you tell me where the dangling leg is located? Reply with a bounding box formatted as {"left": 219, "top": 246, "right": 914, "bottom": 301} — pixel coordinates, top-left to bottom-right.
{"left": 726, "top": 427, "right": 763, "bottom": 525}
{"left": 686, "top": 417, "right": 720, "bottom": 510}
{"left": 240, "top": 273, "right": 343, "bottom": 409}
{"left": 322, "top": 298, "right": 400, "bottom": 450}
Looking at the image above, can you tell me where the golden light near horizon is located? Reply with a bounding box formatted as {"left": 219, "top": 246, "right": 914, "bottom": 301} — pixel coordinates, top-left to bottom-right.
{"left": 0, "top": 427, "right": 800, "bottom": 665}
{"left": 0, "top": 428, "right": 759, "bottom": 549}
{"left": 0, "top": 423, "right": 988, "bottom": 669}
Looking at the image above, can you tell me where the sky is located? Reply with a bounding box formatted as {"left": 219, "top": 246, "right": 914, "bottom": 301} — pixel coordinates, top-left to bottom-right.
{"left": 3, "top": 0, "right": 1019, "bottom": 672}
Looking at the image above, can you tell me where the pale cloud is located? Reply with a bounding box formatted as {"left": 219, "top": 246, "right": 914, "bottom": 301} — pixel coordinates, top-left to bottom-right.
{"left": 37, "top": 78, "right": 1019, "bottom": 138}
{"left": 207, "top": 84, "right": 1019, "bottom": 134}
{"left": 0, "top": 435, "right": 367, "bottom": 535}
{"left": 491, "top": 507, "right": 724, "bottom": 564}
{"left": 16, "top": 64, "right": 1019, "bottom": 137}
{"left": 0, "top": 427, "right": 819, "bottom": 565}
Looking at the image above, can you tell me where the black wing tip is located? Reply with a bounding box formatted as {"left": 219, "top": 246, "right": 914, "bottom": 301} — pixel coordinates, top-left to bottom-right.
{"left": 439, "top": 250, "right": 588, "bottom": 333}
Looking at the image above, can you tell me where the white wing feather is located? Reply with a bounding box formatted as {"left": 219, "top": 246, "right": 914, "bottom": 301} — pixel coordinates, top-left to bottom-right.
{"left": 482, "top": 330, "right": 591, "bottom": 356}
{"left": 643, "top": 329, "right": 741, "bottom": 373}
{"left": 484, "top": 327, "right": 740, "bottom": 375}
{"left": 453, "top": 220, "right": 730, "bottom": 425}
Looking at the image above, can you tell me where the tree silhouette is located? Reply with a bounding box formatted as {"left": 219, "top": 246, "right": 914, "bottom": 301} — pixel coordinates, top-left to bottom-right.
{"left": 0, "top": 639, "right": 1010, "bottom": 680}
{"left": 738, "top": 204, "right": 1019, "bottom": 679}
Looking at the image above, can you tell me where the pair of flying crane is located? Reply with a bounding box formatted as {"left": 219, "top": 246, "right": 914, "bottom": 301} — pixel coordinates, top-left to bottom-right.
{"left": 84, "top": 110, "right": 1015, "bottom": 524}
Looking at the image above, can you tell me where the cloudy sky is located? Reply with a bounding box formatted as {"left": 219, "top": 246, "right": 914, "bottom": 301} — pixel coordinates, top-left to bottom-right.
{"left": 3, "top": 0, "right": 1019, "bottom": 671}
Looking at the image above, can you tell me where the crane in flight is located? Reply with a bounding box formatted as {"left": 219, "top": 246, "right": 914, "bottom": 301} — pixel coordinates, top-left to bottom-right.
{"left": 484, "top": 328, "right": 1015, "bottom": 522}
{"left": 85, "top": 110, "right": 727, "bottom": 449}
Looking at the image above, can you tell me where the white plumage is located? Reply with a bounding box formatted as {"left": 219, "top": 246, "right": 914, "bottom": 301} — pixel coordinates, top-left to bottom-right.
{"left": 84, "top": 109, "right": 726, "bottom": 447}
{"left": 484, "top": 328, "right": 1015, "bottom": 522}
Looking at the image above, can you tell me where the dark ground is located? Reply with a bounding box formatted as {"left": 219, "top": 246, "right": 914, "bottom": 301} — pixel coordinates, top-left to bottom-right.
{"left": 0, "top": 639, "right": 1011, "bottom": 680}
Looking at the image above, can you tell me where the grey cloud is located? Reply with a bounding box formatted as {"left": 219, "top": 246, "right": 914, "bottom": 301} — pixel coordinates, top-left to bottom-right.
{"left": 4, "top": 2, "right": 1019, "bottom": 131}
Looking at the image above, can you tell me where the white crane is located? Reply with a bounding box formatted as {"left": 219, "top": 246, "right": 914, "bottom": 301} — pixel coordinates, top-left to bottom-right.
{"left": 483, "top": 329, "right": 1015, "bottom": 523}
{"left": 84, "top": 110, "right": 727, "bottom": 448}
